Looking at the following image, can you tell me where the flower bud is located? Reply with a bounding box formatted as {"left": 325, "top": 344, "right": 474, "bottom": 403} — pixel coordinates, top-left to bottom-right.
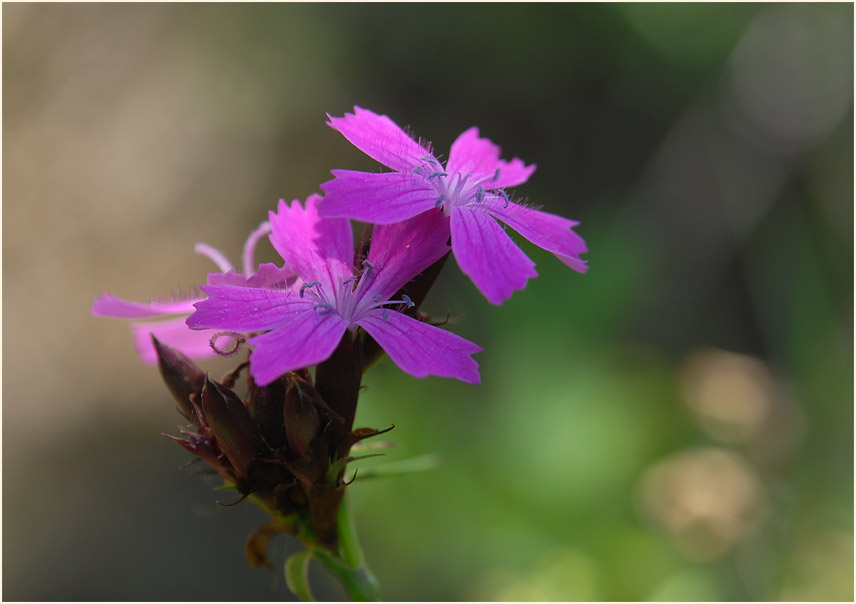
{"left": 152, "top": 336, "right": 206, "bottom": 419}
{"left": 201, "top": 377, "right": 265, "bottom": 484}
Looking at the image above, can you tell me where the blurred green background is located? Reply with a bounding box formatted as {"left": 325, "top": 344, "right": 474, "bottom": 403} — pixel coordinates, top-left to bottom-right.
{"left": 3, "top": 3, "right": 852, "bottom": 601}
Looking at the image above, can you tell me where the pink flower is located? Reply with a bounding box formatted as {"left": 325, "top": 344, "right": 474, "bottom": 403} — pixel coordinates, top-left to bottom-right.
{"left": 187, "top": 195, "right": 481, "bottom": 387}
{"left": 319, "top": 107, "right": 588, "bottom": 305}
{"left": 91, "top": 222, "right": 294, "bottom": 363}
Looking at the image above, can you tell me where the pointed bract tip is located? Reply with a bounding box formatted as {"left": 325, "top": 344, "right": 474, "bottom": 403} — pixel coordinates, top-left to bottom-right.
{"left": 152, "top": 335, "right": 206, "bottom": 418}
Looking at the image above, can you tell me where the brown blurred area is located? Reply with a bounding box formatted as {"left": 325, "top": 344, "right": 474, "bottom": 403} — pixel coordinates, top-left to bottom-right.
{"left": 4, "top": 4, "right": 353, "bottom": 599}
{"left": 3, "top": 3, "right": 852, "bottom": 601}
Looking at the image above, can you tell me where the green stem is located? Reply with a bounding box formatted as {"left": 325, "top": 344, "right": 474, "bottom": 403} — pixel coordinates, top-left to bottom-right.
{"left": 337, "top": 493, "right": 376, "bottom": 580}
{"left": 313, "top": 494, "right": 381, "bottom": 601}
{"left": 313, "top": 550, "right": 380, "bottom": 602}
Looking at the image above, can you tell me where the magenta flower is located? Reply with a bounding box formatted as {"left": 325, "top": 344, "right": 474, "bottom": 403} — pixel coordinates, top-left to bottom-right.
{"left": 318, "top": 107, "right": 588, "bottom": 304}
{"left": 187, "top": 194, "right": 481, "bottom": 386}
{"left": 91, "top": 222, "right": 295, "bottom": 363}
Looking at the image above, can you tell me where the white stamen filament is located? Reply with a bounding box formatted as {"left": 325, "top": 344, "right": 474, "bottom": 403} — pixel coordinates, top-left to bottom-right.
{"left": 195, "top": 243, "right": 235, "bottom": 273}
{"left": 241, "top": 221, "right": 272, "bottom": 276}
{"left": 305, "top": 261, "right": 412, "bottom": 326}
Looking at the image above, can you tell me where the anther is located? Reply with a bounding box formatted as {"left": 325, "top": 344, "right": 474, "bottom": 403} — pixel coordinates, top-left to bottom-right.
{"left": 475, "top": 185, "right": 485, "bottom": 203}
{"left": 314, "top": 303, "right": 335, "bottom": 316}
{"left": 428, "top": 171, "right": 447, "bottom": 180}
{"left": 491, "top": 168, "right": 501, "bottom": 183}
{"left": 372, "top": 294, "right": 382, "bottom": 303}
{"left": 434, "top": 193, "right": 446, "bottom": 208}
{"left": 402, "top": 294, "right": 414, "bottom": 308}
{"left": 342, "top": 275, "right": 360, "bottom": 286}
{"left": 362, "top": 259, "right": 376, "bottom": 278}
{"left": 382, "top": 310, "right": 389, "bottom": 322}
{"left": 499, "top": 189, "right": 510, "bottom": 208}
{"left": 420, "top": 154, "right": 438, "bottom": 164}
{"left": 300, "top": 281, "right": 321, "bottom": 298}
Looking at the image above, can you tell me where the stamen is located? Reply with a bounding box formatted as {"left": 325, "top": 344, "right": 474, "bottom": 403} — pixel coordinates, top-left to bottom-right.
{"left": 314, "top": 303, "right": 335, "bottom": 316}
{"left": 380, "top": 294, "right": 416, "bottom": 310}
{"left": 362, "top": 259, "right": 376, "bottom": 278}
{"left": 475, "top": 185, "right": 485, "bottom": 203}
{"left": 241, "top": 221, "right": 272, "bottom": 276}
{"left": 372, "top": 294, "right": 383, "bottom": 303}
{"left": 420, "top": 154, "right": 438, "bottom": 164}
{"left": 300, "top": 281, "right": 322, "bottom": 298}
{"left": 434, "top": 194, "right": 446, "bottom": 208}
{"left": 428, "top": 171, "right": 447, "bottom": 180}
{"left": 453, "top": 173, "right": 472, "bottom": 199}
{"left": 210, "top": 332, "right": 244, "bottom": 357}
{"left": 491, "top": 168, "right": 501, "bottom": 183}
{"left": 382, "top": 310, "right": 389, "bottom": 322}
{"left": 499, "top": 189, "right": 510, "bottom": 208}
{"left": 342, "top": 275, "right": 360, "bottom": 287}
{"left": 195, "top": 243, "right": 234, "bottom": 273}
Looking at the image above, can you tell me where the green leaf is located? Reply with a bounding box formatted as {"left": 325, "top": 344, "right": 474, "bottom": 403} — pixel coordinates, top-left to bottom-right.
{"left": 354, "top": 453, "right": 441, "bottom": 479}
{"left": 325, "top": 453, "right": 386, "bottom": 484}
{"left": 285, "top": 549, "right": 315, "bottom": 601}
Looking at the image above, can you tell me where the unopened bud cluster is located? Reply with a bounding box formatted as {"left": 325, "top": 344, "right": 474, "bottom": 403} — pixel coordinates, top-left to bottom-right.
{"left": 155, "top": 334, "right": 391, "bottom": 552}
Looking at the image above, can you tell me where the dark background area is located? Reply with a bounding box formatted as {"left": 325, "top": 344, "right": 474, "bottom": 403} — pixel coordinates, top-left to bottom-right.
{"left": 4, "top": 3, "right": 852, "bottom": 600}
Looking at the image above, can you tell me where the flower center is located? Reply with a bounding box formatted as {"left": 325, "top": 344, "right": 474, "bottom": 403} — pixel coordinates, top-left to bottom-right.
{"left": 413, "top": 156, "right": 503, "bottom": 216}
{"left": 302, "top": 261, "right": 414, "bottom": 325}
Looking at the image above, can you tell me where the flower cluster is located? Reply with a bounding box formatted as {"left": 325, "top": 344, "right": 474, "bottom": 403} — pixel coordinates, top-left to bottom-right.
{"left": 188, "top": 195, "right": 481, "bottom": 386}
{"left": 91, "top": 107, "right": 586, "bottom": 595}
{"left": 95, "top": 107, "right": 587, "bottom": 380}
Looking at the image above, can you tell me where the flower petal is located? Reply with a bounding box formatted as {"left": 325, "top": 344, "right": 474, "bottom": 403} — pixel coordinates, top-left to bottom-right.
{"left": 319, "top": 170, "right": 438, "bottom": 224}
{"left": 131, "top": 317, "right": 218, "bottom": 364}
{"left": 358, "top": 311, "right": 481, "bottom": 384}
{"left": 207, "top": 271, "right": 249, "bottom": 287}
{"left": 187, "top": 285, "right": 306, "bottom": 332}
{"left": 450, "top": 205, "right": 537, "bottom": 305}
{"left": 248, "top": 311, "right": 348, "bottom": 386}
{"left": 556, "top": 253, "right": 589, "bottom": 273}
{"left": 268, "top": 195, "right": 354, "bottom": 291}
{"left": 91, "top": 293, "right": 199, "bottom": 318}
{"left": 207, "top": 263, "right": 297, "bottom": 289}
{"left": 485, "top": 199, "right": 588, "bottom": 274}
{"left": 327, "top": 106, "right": 430, "bottom": 172}
{"left": 361, "top": 208, "right": 451, "bottom": 301}
{"left": 446, "top": 127, "right": 536, "bottom": 189}
{"left": 245, "top": 263, "right": 298, "bottom": 288}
